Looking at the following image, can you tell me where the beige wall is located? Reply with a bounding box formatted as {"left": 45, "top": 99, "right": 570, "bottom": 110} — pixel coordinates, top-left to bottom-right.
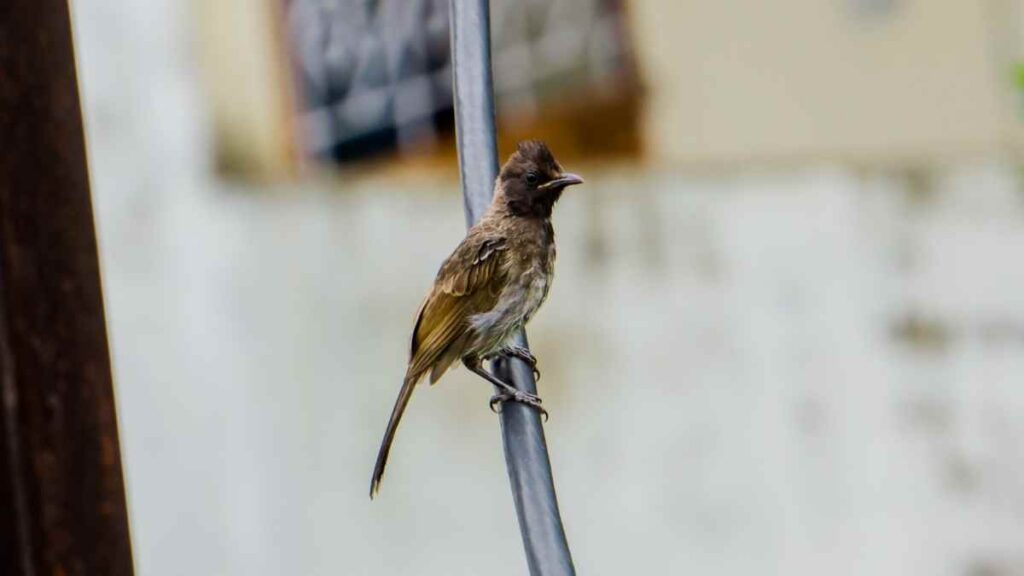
{"left": 630, "top": 0, "right": 1021, "bottom": 166}
{"left": 194, "top": 0, "right": 295, "bottom": 178}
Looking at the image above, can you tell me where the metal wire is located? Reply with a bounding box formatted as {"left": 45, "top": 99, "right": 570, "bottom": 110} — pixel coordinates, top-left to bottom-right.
{"left": 448, "top": 1, "right": 576, "bottom": 574}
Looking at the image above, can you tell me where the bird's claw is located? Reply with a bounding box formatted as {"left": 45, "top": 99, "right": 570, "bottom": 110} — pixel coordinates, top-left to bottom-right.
{"left": 489, "top": 390, "right": 549, "bottom": 421}
{"left": 499, "top": 346, "right": 541, "bottom": 381}
{"left": 501, "top": 345, "right": 537, "bottom": 365}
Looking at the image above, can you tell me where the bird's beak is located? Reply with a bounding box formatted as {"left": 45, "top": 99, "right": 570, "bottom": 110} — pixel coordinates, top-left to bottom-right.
{"left": 540, "top": 172, "right": 584, "bottom": 191}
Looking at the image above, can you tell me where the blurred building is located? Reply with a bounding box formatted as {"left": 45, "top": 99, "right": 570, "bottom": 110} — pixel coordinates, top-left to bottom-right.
{"left": 197, "top": 0, "right": 638, "bottom": 175}
{"left": 70, "top": 1, "right": 1024, "bottom": 575}
{"left": 196, "top": 0, "right": 1024, "bottom": 176}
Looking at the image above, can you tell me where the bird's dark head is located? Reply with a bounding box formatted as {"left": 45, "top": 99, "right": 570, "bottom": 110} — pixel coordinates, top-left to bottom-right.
{"left": 498, "top": 141, "right": 583, "bottom": 218}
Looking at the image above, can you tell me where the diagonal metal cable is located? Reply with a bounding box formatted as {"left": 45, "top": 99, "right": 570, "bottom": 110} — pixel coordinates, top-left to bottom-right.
{"left": 448, "top": 1, "right": 575, "bottom": 574}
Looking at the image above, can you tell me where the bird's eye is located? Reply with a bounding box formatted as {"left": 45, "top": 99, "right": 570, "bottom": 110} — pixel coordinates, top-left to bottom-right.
{"left": 525, "top": 172, "right": 539, "bottom": 186}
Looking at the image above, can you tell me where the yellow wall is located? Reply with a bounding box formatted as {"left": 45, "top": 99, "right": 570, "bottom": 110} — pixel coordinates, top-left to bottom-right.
{"left": 194, "top": 0, "right": 295, "bottom": 179}
{"left": 629, "top": 0, "right": 1021, "bottom": 166}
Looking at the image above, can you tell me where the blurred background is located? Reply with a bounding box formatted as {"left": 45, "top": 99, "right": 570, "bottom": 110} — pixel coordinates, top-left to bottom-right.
{"left": 70, "top": 0, "right": 1024, "bottom": 574}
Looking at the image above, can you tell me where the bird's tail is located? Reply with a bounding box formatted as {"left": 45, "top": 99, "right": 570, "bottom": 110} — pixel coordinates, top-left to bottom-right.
{"left": 369, "top": 372, "right": 420, "bottom": 499}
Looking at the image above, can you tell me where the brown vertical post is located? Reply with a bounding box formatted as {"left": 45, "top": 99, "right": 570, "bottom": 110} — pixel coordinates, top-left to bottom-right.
{"left": 0, "top": 1, "right": 136, "bottom": 575}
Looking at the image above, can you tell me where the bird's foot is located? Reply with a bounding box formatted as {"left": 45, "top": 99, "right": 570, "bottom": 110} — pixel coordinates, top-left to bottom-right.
{"left": 489, "top": 390, "right": 549, "bottom": 421}
{"left": 499, "top": 345, "right": 541, "bottom": 381}
{"left": 500, "top": 345, "right": 537, "bottom": 365}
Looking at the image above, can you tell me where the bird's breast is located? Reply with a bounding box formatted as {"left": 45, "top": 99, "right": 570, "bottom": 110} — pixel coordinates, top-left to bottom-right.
{"left": 514, "top": 240, "right": 555, "bottom": 324}
{"left": 520, "top": 271, "right": 550, "bottom": 323}
{"left": 468, "top": 217, "right": 557, "bottom": 355}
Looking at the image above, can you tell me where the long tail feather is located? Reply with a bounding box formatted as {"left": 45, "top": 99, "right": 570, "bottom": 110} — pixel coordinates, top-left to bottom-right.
{"left": 369, "top": 374, "right": 419, "bottom": 498}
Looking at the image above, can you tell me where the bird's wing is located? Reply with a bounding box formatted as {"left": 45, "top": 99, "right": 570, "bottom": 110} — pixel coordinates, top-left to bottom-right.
{"left": 406, "top": 234, "right": 508, "bottom": 381}
{"left": 371, "top": 234, "right": 508, "bottom": 497}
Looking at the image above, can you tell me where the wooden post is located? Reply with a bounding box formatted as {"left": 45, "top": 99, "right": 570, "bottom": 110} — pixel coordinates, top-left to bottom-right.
{"left": 0, "top": 1, "right": 136, "bottom": 574}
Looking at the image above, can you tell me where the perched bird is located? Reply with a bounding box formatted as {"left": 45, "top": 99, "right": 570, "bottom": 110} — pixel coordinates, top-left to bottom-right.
{"left": 370, "top": 141, "right": 583, "bottom": 498}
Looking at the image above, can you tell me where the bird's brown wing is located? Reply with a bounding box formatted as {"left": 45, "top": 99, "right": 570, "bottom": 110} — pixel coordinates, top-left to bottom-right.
{"left": 370, "top": 233, "right": 508, "bottom": 497}
{"left": 407, "top": 234, "right": 508, "bottom": 382}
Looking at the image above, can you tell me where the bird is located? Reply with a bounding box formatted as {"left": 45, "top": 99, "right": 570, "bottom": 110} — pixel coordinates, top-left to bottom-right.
{"left": 369, "top": 140, "right": 583, "bottom": 498}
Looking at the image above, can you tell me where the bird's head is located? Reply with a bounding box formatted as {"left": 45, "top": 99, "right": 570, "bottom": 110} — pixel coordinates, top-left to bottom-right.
{"left": 497, "top": 140, "right": 583, "bottom": 218}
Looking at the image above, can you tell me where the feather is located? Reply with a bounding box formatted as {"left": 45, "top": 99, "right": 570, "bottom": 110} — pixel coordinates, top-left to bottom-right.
{"left": 370, "top": 230, "right": 508, "bottom": 495}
